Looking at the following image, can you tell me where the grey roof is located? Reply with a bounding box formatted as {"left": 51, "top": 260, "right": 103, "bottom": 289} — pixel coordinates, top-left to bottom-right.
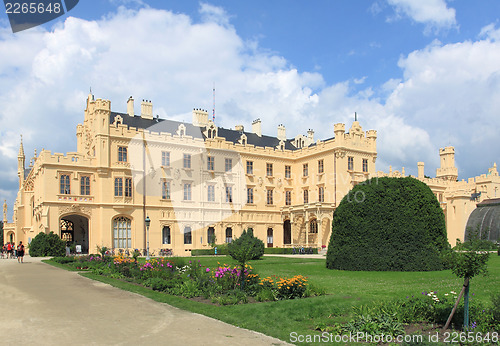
{"left": 465, "top": 198, "right": 500, "bottom": 242}
{"left": 111, "top": 112, "right": 304, "bottom": 150}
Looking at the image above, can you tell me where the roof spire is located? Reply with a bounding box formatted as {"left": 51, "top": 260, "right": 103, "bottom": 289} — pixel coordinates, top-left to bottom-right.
{"left": 355, "top": 112, "right": 358, "bottom": 122}
{"left": 18, "top": 135, "right": 24, "bottom": 157}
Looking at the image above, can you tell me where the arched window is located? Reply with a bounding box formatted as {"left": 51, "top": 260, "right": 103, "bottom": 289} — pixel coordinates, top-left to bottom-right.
{"left": 225, "top": 227, "right": 232, "bottom": 243}
{"left": 113, "top": 216, "right": 131, "bottom": 248}
{"left": 184, "top": 226, "right": 192, "bottom": 244}
{"left": 162, "top": 226, "right": 171, "bottom": 245}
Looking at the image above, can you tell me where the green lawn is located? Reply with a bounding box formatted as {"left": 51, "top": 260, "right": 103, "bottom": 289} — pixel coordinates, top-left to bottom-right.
{"left": 51, "top": 254, "right": 500, "bottom": 344}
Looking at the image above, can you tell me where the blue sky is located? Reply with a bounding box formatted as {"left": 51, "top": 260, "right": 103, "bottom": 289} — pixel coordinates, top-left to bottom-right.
{"left": 1, "top": 0, "right": 500, "bottom": 213}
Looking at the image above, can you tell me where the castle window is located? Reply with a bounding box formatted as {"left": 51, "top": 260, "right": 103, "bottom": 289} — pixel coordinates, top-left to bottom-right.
{"left": 348, "top": 156, "right": 354, "bottom": 171}
{"left": 266, "top": 189, "right": 273, "bottom": 205}
{"left": 225, "top": 227, "right": 232, "bottom": 243}
{"left": 207, "top": 227, "right": 215, "bottom": 244}
{"left": 184, "top": 227, "right": 192, "bottom": 244}
{"left": 183, "top": 183, "right": 192, "bottom": 201}
{"left": 225, "top": 186, "right": 233, "bottom": 203}
{"left": 303, "top": 163, "right": 308, "bottom": 177}
{"left": 303, "top": 189, "right": 309, "bottom": 204}
{"left": 207, "top": 156, "right": 214, "bottom": 171}
{"left": 247, "top": 187, "right": 254, "bottom": 204}
{"left": 80, "top": 176, "right": 90, "bottom": 195}
{"left": 207, "top": 185, "right": 215, "bottom": 202}
{"left": 118, "top": 147, "right": 127, "bottom": 162}
{"left": 60, "top": 174, "right": 70, "bottom": 194}
{"left": 318, "top": 186, "right": 325, "bottom": 202}
{"left": 362, "top": 159, "right": 368, "bottom": 173}
{"left": 285, "top": 190, "right": 292, "bottom": 205}
{"left": 113, "top": 216, "right": 131, "bottom": 248}
{"left": 246, "top": 161, "right": 253, "bottom": 175}
{"left": 266, "top": 163, "right": 273, "bottom": 177}
{"left": 267, "top": 228, "right": 274, "bottom": 247}
{"left": 318, "top": 160, "right": 324, "bottom": 174}
{"left": 125, "top": 178, "right": 132, "bottom": 197}
{"left": 162, "top": 226, "right": 171, "bottom": 245}
{"left": 183, "top": 154, "right": 191, "bottom": 169}
{"left": 114, "top": 178, "right": 123, "bottom": 196}
{"left": 285, "top": 165, "right": 291, "bottom": 179}
{"left": 161, "top": 151, "right": 170, "bottom": 166}
{"left": 162, "top": 181, "right": 171, "bottom": 200}
{"left": 225, "top": 158, "right": 232, "bottom": 173}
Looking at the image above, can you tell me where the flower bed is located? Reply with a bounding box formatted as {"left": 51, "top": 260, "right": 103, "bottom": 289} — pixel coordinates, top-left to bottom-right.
{"left": 52, "top": 255, "right": 323, "bottom": 304}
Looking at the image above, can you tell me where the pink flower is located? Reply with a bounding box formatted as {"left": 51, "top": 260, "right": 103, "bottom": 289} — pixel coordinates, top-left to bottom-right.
{"left": 206, "top": 268, "right": 210, "bottom": 272}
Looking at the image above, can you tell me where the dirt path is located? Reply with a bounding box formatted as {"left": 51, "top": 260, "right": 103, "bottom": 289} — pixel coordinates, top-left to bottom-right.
{"left": 0, "top": 256, "right": 289, "bottom": 346}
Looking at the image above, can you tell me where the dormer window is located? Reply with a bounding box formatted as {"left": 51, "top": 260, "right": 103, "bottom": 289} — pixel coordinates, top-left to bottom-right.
{"left": 177, "top": 124, "right": 186, "bottom": 137}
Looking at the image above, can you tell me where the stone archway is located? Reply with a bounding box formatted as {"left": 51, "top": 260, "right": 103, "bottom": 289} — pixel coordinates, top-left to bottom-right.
{"left": 60, "top": 215, "right": 89, "bottom": 254}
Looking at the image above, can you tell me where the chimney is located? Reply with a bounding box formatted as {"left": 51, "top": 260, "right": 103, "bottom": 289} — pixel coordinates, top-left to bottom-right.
{"left": 235, "top": 125, "right": 244, "bottom": 132}
{"left": 277, "top": 124, "right": 286, "bottom": 141}
{"left": 418, "top": 162, "right": 424, "bottom": 179}
{"left": 140, "top": 100, "right": 153, "bottom": 120}
{"left": 307, "top": 129, "right": 314, "bottom": 141}
{"left": 127, "top": 96, "right": 134, "bottom": 117}
{"left": 252, "top": 118, "right": 262, "bottom": 137}
{"left": 192, "top": 109, "right": 209, "bottom": 127}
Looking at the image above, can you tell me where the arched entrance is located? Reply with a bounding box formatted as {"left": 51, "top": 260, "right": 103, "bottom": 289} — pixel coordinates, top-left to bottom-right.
{"left": 60, "top": 215, "right": 89, "bottom": 254}
{"left": 6, "top": 231, "right": 15, "bottom": 244}
{"left": 283, "top": 220, "right": 291, "bottom": 245}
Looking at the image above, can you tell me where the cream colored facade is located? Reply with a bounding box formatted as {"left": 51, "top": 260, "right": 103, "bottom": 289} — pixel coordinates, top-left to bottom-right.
{"left": 4, "top": 93, "right": 378, "bottom": 255}
{"left": 3, "top": 93, "right": 496, "bottom": 254}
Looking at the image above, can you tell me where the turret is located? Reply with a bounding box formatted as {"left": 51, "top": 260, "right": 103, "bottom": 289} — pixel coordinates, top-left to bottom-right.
{"left": 436, "top": 146, "right": 458, "bottom": 181}
{"left": 17, "top": 136, "right": 25, "bottom": 188}
{"left": 418, "top": 162, "right": 425, "bottom": 179}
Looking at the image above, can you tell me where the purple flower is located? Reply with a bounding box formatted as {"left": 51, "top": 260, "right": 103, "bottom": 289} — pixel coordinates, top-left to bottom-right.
{"left": 206, "top": 268, "right": 210, "bottom": 272}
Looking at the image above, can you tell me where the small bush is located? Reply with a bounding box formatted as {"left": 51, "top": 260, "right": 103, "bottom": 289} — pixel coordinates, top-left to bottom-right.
{"left": 52, "top": 256, "right": 76, "bottom": 264}
{"left": 228, "top": 228, "right": 264, "bottom": 266}
{"left": 29, "top": 232, "right": 66, "bottom": 257}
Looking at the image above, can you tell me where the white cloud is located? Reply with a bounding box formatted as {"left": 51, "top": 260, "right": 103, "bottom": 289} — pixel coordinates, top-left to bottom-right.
{"left": 0, "top": 4, "right": 499, "bottom": 210}
{"left": 386, "top": 0, "right": 457, "bottom": 33}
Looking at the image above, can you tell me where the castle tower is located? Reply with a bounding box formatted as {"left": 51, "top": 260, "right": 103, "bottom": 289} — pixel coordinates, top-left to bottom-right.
{"left": 436, "top": 146, "right": 458, "bottom": 181}
{"left": 17, "top": 136, "right": 25, "bottom": 188}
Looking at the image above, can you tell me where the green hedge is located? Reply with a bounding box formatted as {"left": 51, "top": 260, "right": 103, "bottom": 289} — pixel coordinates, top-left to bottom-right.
{"left": 191, "top": 243, "right": 229, "bottom": 256}
{"left": 192, "top": 247, "right": 319, "bottom": 256}
{"left": 264, "top": 247, "right": 318, "bottom": 254}
{"left": 327, "top": 177, "right": 450, "bottom": 271}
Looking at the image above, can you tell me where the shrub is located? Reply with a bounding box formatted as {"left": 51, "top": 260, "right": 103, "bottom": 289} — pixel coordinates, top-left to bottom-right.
{"left": 228, "top": 228, "right": 264, "bottom": 266}
{"left": 29, "top": 231, "right": 66, "bottom": 257}
{"left": 327, "top": 177, "right": 450, "bottom": 271}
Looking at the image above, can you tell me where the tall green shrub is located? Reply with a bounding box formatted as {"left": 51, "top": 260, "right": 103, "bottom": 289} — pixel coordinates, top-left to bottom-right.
{"left": 29, "top": 231, "right": 66, "bottom": 257}
{"left": 326, "top": 177, "right": 450, "bottom": 271}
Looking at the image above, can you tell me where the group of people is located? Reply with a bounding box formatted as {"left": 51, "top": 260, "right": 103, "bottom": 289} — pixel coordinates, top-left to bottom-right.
{"left": 1, "top": 241, "right": 25, "bottom": 263}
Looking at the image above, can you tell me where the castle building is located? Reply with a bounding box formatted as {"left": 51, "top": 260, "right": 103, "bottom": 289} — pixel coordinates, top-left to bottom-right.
{"left": 3, "top": 93, "right": 377, "bottom": 255}
{"left": 3, "top": 93, "right": 498, "bottom": 254}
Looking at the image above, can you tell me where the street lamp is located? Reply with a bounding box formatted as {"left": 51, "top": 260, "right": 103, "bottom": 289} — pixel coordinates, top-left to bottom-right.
{"left": 145, "top": 215, "right": 151, "bottom": 260}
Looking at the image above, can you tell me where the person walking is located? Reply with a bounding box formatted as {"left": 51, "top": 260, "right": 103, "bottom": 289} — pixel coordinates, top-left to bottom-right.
{"left": 6, "top": 242, "right": 13, "bottom": 259}
{"left": 17, "top": 241, "right": 25, "bottom": 263}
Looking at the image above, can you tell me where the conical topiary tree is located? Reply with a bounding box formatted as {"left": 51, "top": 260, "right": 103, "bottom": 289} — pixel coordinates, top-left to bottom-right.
{"left": 326, "top": 177, "right": 450, "bottom": 271}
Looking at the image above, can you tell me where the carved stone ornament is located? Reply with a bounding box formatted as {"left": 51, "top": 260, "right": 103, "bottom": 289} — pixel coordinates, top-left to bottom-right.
{"left": 174, "top": 168, "right": 181, "bottom": 180}
{"left": 258, "top": 177, "right": 263, "bottom": 187}
{"left": 59, "top": 204, "right": 92, "bottom": 217}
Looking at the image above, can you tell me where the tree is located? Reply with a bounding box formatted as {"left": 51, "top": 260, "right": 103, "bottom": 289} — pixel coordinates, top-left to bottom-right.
{"left": 442, "top": 237, "right": 490, "bottom": 330}
{"left": 326, "top": 177, "right": 450, "bottom": 271}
